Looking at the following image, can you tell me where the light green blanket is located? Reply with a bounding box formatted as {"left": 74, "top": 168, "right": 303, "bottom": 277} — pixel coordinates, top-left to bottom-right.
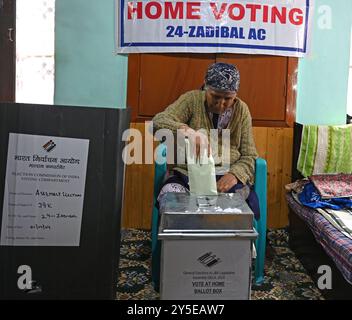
{"left": 297, "top": 124, "right": 352, "bottom": 177}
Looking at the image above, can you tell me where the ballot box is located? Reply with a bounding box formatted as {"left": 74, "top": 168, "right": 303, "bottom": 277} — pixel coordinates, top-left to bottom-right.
{"left": 158, "top": 192, "right": 257, "bottom": 300}
{"left": 0, "top": 102, "right": 129, "bottom": 299}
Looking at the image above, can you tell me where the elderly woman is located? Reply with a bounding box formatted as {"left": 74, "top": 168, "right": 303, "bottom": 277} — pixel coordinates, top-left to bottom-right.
{"left": 152, "top": 62, "right": 260, "bottom": 219}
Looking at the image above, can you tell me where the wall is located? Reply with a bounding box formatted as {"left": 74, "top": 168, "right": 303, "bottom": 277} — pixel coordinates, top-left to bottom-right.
{"left": 296, "top": 0, "right": 352, "bottom": 125}
{"left": 54, "top": 0, "right": 127, "bottom": 108}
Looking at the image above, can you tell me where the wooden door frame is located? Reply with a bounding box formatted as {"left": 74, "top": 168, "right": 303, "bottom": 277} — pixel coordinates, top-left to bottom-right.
{"left": 127, "top": 54, "right": 297, "bottom": 127}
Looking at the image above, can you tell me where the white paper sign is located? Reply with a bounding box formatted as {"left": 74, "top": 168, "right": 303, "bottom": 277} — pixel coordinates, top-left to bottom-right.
{"left": 161, "top": 239, "right": 252, "bottom": 300}
{"left": 116, "top": 0, "right": 314, "bottom": 57}
{"left": 0, "top": 133, "right": 89, "bottom": 246}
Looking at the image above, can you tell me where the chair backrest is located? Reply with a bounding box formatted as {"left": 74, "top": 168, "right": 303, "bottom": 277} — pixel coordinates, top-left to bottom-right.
{"left": 153, "top": 143, "right": 168, "bottom": 199}
{"left": 151, "top": 143, "right": 167, "bottom": 257}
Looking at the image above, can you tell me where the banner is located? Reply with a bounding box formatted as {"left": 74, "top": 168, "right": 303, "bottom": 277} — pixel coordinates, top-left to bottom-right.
{"left": 116, "top": 0, "right": 314, "bottom": 57}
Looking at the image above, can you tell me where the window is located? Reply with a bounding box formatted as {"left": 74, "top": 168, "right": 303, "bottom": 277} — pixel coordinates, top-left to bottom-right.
{"left": 16, "top": 0, "right": 55, "bottom": 104}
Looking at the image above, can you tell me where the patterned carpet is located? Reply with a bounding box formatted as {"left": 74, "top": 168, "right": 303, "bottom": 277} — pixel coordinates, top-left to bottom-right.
{"left": 117, "top": 228, "right": 324, "bottom": 300}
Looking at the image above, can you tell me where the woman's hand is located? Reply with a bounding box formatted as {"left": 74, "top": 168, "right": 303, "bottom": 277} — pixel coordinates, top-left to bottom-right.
{"left": 217, "top": 173, "right": 238, "bottom": 193}
{"left": 178, "top": 124, "right": 211, "bottom": 158}
{"left": 178, "top": 124, "right": 197, "bottom": 137}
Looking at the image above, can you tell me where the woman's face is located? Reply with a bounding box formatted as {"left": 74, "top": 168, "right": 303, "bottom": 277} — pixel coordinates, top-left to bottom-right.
{"left": 205, "top": 87, "right": 237, "bottom": 114}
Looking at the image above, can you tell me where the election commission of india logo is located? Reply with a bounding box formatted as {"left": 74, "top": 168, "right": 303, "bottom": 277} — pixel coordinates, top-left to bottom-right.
{"left": 42, "top": 140, "right": 56, "bottom": 152}
{"left": 198, "top": 252, "right": 222, "bottom": 268}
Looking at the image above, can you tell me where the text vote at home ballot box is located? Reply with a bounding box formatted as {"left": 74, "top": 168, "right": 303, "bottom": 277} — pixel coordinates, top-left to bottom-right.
{"left": 158, "top": 192, "right": 257, "bottom": 300}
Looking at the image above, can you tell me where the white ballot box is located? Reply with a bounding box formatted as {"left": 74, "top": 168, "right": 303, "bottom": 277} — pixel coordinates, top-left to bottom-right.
{"left": 158, "top": 193, "right": 257, "bottom": 300}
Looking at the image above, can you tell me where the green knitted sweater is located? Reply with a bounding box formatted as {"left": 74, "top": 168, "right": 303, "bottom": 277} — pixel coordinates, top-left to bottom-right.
{"left": 152, "top": 90, "right": 258, "bottom": 184}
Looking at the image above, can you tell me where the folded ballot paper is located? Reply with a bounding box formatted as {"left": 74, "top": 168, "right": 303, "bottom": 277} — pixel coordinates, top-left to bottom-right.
{"left": 185, "top": 138, "right": 218, "bottom": 196}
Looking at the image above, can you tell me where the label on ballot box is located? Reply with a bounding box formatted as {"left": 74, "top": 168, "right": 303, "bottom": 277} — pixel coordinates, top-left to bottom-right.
{"left": 161, "top": 239, "right": 252, "bottom": 300}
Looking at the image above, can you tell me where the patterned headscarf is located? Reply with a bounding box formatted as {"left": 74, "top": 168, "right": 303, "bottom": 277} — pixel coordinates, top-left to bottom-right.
{"left": 205, "top": 62, "right": 240, "bottom": 92}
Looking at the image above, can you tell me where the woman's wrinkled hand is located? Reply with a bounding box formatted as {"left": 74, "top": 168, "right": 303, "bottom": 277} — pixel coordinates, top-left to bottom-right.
{"left": 217, "top": 173, "right": 238, "bottom": 193}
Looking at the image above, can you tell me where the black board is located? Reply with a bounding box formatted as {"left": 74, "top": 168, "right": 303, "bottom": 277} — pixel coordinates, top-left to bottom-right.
{"left": 0, "top": 103, "right": 130, "bottom": 299}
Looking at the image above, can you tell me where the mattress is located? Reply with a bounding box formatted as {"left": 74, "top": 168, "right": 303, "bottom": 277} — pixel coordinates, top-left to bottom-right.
{"left": 286, "top": 193, "right": 352, "bottom": 285}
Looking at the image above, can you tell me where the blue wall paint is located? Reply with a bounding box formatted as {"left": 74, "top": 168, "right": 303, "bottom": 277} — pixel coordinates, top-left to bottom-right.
{"left": 297, "top": 0, "right": 352, "bottom": 125}
{"left": 54, "top": 0, "right": 127, "bottom": 108}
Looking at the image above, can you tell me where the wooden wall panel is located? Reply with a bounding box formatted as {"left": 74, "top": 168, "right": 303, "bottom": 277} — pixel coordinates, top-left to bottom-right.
{"left": 264, "top": 129, "right": 284, "bottom": 228}
{"left": 127, "top": 54, "right": 297, "bottom": 127}
{"left": 279, "top": 129, "right": 294, "bottom": 227}
{"left": 252, "top": 127, "right": 268, "bottom": 159}
{"left": 252, "top": 127, "right": 293, "bottom": 229}
{"left": 216, "top": 55, "right": 287, "bottom": 121}
{"left": 128, "top": 53, "right": 216, "bottom": 121}
{"left": 122, "top": 125, "right": 293, "bottom": 229}
{"left": 121, "top": 123, "right": 155, "bottom": 229}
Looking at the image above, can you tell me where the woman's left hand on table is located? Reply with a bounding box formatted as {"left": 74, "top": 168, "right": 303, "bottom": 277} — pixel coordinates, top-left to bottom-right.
{"left": 217, "top": 173, "right": 238, "bottom": 193}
